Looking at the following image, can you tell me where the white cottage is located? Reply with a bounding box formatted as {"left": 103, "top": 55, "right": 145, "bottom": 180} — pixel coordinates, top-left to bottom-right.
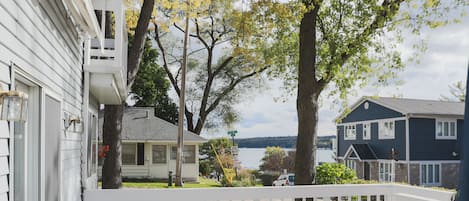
{"left": 0, "top": 0, "right": 127, "bottom": 201}
{"left": 98, "top": 107, "right": 207, "bottom": 182}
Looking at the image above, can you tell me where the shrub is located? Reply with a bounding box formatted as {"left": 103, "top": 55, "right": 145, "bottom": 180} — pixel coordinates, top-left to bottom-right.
{"left": 315, "top": 163, "right": 357, "bottom": 184}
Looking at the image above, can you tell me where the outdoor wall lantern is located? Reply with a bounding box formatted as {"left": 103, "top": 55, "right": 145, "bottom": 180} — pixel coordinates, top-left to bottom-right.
{"left": 0, "top": 86, "right": 28, "bottom": 122}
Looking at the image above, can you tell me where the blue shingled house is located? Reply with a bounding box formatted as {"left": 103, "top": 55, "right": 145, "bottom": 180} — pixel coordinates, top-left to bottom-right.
{"left": 336, "top": 97, "right": 463, "bottom": 189}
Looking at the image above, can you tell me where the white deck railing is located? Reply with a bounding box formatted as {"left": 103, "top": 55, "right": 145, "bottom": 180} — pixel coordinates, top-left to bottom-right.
{"left": 84, "top": 184, "right": 455, "bottom": 201}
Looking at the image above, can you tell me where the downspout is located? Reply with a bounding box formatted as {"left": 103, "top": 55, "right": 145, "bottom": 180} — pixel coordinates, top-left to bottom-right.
{"left": 406, "top": 114, "right": 410, "bottom": 184}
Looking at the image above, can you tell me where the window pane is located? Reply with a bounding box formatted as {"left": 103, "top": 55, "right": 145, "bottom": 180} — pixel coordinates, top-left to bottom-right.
{"left": 421, "top": 165, "right": 427, "bottom": 184}
{"left": 428, "top": 165, "right": 433, "bottom": 183}
{"left": 170, "top": 146, "right": 177, "bottom": 160}
{"left": 122, "top": 144, "right": 136, "bottom": 165}
{"left": 183, "top": 145, "right": 196, "bottom": 163}
{"left": 444, "top": 122, "right": 449, "bottom": 136}
{"left": 450, "top": 122, "right": 456, "bottom": 137}
{"left": 437, "top": 122, "right": 443, "bottom": 136}
{"left": 435, "top": 165, "right": 440, "bottom": 183}
{"left": 152, "top": 145, "right": 167, "bottom": 164}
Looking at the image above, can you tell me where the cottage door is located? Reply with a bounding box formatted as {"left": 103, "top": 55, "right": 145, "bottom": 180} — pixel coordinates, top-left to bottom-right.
{"left": 364, "top": 162, "right": 370, "bottom": 180}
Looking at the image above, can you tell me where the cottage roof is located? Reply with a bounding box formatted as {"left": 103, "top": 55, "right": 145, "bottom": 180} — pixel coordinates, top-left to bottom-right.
{"left": 371, "top": 97, "right": 464, "bottom": 116}
{"left": 98, "top": 107, "right": 207, "bottom": 143}
{"left": 337, "top": 96, "right": 465, "bottom": 121}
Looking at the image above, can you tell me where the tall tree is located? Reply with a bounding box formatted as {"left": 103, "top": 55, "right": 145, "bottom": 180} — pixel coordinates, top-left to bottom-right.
{"left": 260, "top": 146, "right": 287, "bottom": 173}
{"left": 102, "top": 0, "right": 155, "bottom": 189}
{"left": 441, "top": 81, "right": 466, "bottom": 102}
{"left": 152, "top": 0, "right": 274, "bottom": 135}
{"left": 131, "top": 38, "right": 179, "bottom": 123}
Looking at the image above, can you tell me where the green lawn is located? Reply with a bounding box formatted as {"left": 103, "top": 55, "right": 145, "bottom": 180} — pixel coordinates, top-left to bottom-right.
{"left": 121, "top": 177, "right": 221, "bottom": 189}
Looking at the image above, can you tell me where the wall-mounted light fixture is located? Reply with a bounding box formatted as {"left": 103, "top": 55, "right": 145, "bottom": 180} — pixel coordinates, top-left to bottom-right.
{"left": 0, "top": 85, "right": 28, "bottom": 122}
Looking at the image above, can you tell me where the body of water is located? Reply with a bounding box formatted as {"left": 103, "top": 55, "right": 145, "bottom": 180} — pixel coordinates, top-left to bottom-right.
{"left": 237, "top": 148, "right": 335, "bottom": 169}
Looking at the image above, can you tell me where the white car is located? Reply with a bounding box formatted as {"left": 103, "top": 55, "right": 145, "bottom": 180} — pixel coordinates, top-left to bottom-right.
{"left": 272, "top": 174, "right": 295, "bottom": 186}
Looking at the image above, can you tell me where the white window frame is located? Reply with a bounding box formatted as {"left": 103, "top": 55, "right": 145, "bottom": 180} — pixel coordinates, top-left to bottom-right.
{"left": 420, "top": 163, "right": 441, "bottom": 186}
{"left": 122, "top": 143, "right": 137, "bottom": 165}
{"left": 345, "top": 160, "right": 356, "bottom": 171}
{"left": 379, "top": 161, "right": 394, "bottom": 182}
{"left": 379, "top": 120, "right": 395, "bottom": 139}
{"left": 344, "top": 124, "right": 356, "bottom": 140}
{"left": 435, "top": 119, "right": 457, "bottom": 140}
{"left": 362, "top": 123, "right": 371, "bottom": 140}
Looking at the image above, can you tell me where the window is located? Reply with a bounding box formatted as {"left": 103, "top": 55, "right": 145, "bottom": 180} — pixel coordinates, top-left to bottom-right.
{"left": 345, "top": 160, "right": 356, "bottom": 171}
{"left": 183, "top": 145, "right": 196, "bottom": 163}
{"left": 436, "top": 119, "right": 457, "bottom": 139}
{"left": 363, "top": 123, "right": 371, "bottom": 140}
{"left": 87, "top": 114, "right": 98, "bottom": 177}
{"left": 421, "top": 163, "right": 441, "bottom": 186}
{"left": 152, "top": 145, "right": 167, "bottom": 164}
{"left": 170, "top": 145, "right": 196, "bottom": 163}
{"left": 122, "top": 143, "right": 137, "bottom": 165}
{"left": 344, "top": 124, "right": 356, "bottom": 140}
{"left": 379, "top": 161, "right": 393, "bottom": 182}
{"left": 379, "top": 120, "right": 395, "bottom": 139}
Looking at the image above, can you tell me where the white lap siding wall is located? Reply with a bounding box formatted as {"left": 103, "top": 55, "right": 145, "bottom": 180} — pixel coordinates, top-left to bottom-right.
{"left": 0, "top": 0, "right": 86, "bottom": 201}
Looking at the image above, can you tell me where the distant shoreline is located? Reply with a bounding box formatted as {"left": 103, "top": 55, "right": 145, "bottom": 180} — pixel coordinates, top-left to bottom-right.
{"left": 235, "top": 135, "right": 336, "bottom": 149}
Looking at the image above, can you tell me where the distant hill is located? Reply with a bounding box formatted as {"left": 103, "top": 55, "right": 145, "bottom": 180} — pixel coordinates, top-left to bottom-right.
{"left": 235, "top": 135, "right": 335, "bottom": 149}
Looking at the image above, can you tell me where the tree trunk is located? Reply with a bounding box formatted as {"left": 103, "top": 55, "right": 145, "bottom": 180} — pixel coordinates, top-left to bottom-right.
{"left": 294, "top": 5, "right": 319, "bottom": 185}
{"left": 100, "top": 0, "right": 154, "bottom": 189}
{"left": 102, "top": 104, "right": 124, "bottom": 189}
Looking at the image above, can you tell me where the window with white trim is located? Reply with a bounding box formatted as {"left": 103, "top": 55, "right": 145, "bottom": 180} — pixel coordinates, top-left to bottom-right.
{"left": 363, "top": 123, "right": 371, "bottom": 140}
{"left": 379, "top": 161, "right": 393, "bottom": 182}
{"left": 421, "top": 163, "right": 441, "bottom": 186}
{"left": 345, "top": 160, "right": 356, "bottom": 171}
{"left": 122, "top": 143, "right": 137, "bottom": 165}
{"left": 379, "top": 120, "right": 395, "bottom": 139}
{"left": 344, "top": 124, "right": 356, "bottom": 140}
{"left": 436, "top": 119, "right": 457, "bottom": 140}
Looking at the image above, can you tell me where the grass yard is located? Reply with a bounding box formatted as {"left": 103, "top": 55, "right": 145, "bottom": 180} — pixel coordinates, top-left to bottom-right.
{"left": 120, "top": 177, "right": 221, "bottom": 189}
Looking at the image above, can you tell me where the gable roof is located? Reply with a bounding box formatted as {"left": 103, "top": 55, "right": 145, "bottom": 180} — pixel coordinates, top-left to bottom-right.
{"left": 344, "top": 144, "right": 378, "bottom": 160}
{"left": 337, "top": 96, "right": 464, "bottom": 121}
{"left": 98, "top": 107, "right": 207, "bottom": 143}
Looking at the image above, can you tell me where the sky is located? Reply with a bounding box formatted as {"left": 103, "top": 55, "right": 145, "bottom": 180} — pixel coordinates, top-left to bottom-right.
{"left": 200, "top": 13, "right": 469, "bottom": 140}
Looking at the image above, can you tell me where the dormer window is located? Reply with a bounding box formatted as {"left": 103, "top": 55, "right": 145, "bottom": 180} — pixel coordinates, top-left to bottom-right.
{"left": 379, "top": 120, "right": 395, "bottom": 139}
{"left": 436, "top": 119, "right": 457, "bottom": 140}
{"left": 344, "top": 124, "right": 356, "bottom": 140}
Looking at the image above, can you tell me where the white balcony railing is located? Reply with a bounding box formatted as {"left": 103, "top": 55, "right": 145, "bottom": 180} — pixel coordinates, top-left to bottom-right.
{"left": 84, "top": 184, "right": 455, "bottom": 201}
{"left": 84, "top": 0, "right": 128, "bottom": 104}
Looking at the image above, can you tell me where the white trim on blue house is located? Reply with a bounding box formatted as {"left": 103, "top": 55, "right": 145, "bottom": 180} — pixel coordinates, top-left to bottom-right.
{"left": 435, "top": 118, "right": 457, "bottom": 140}
{"left": 336, "top": 117, "right": 406, "bottom": 126}
{"left": 405, "top": 115, "right": 410, "bottom": 184}
{"left": 344, "top": 146, "right": 361, "bottom": 161}
{"left": 419, "top": 162, "right": 442, "bottom": 187}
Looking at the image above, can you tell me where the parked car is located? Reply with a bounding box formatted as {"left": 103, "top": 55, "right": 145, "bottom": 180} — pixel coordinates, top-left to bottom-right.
{"left": 272, "top": 174, "right": 295, "bottom": 186}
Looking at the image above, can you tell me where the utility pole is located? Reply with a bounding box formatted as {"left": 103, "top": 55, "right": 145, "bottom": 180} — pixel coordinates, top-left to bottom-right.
{"left": 175, "top": 1, "right": 190, "bottom": 187}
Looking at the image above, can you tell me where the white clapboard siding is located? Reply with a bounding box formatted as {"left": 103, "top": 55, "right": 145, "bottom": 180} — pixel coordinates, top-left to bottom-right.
{"left": 0, "top": 0, "right": 86, "bottom": 200}
{"left": 0, "top": 121, "right": 8, "bottom": 201}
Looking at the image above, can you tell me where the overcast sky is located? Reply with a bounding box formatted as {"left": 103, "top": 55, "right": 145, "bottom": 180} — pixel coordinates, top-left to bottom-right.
{"left": 200, "top": 13, "right": 469, "bottom": 140}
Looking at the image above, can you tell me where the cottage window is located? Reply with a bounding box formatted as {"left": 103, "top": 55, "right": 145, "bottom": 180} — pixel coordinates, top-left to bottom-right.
{"left": 122, "top": 143, "right": 137, "bottom": 165}
{"left": 421, "top": 163, "right": 441, "bottom": 186}
{"left": 363, "top": 123, "right": 371, "bottom": 140}
{"left": 345, "top": 160, "right": 356, "bottom": 171}
{"left": 344, "top": 125, "right": 356, "bottom": 140}
{"left": 379, "top": 161, "right": 393, "bottom": 182}
{"left": 152, "top": 145, "right": 167, "bottom": 164}
{"left": 87, "top": 114, "right": 98, "bottom": 177}
{"left": 379, "top": 120, "right": 395, "bottom": 139}
{"left": 436, "top": 119, "right": 457, "bottom": 140}
{"left": 170, "top": 145, "right": 196, "bottom": 163}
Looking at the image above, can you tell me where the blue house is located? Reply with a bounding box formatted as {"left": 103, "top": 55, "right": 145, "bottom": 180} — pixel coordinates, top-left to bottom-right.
{"left": 336, "top": 97, "right": 463, "bottom": 189}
